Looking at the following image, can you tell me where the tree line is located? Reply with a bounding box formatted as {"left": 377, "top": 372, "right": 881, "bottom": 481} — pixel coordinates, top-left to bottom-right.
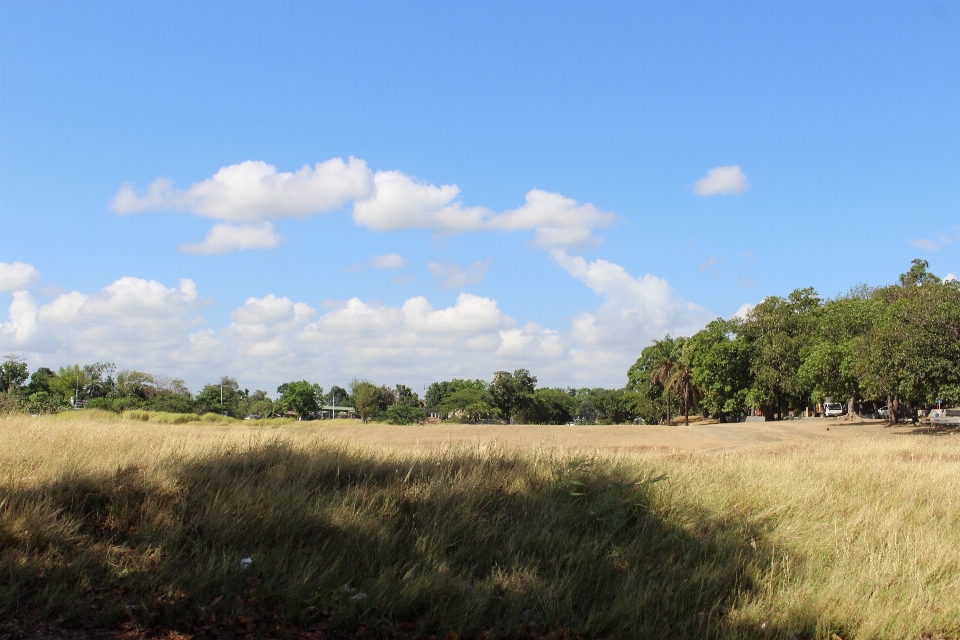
{"left": 2, "top": 260, "right": 957, "bottom": 425}
{"left": 629, "top": 259, "right": 960, "bottom": 424}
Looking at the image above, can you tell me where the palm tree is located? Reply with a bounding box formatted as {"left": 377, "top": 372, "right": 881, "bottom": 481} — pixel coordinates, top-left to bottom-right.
{"left": 650, "top": 356, "right": 676, "bottom": 425}
{"left": 666, "top": 362, "right": 702, "bottom": 426}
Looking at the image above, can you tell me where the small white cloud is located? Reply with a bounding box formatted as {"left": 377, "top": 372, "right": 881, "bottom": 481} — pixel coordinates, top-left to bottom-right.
{"left": 908, "top": 237, "right": 941, "bottom": 252}
{"left": 693, "top": 165, "right": 750, "bottom": 196}
{"left": 491, "top": 189, "right": 616, "bottom": 248}
{"left": 0, "top": 262, "right": 40, "bottom": 292}
{"left": 428, "top": 259, "right": 492, "bottom": 290}
{"left": 698, "top": 257, "right": 718, "bottom": 272}
{"left": 733, "top": 302, "right": 755, "bottom": 320}
{"left": 945, "top": 273, "right": 957, "bottom": 282}
{"left": 180, "top": 222, "right": 283, "bottom": 255}
{"left": 370, "top": 253, "right": 407, "bottom": 269}
{"left": 112, "top": 157, "right": 374, "bottom": 222}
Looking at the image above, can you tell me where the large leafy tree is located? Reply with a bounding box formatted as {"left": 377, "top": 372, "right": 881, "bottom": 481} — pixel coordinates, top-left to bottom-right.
{"left": 855, "top": 263, "right": 960, "bottom": 422}
{"left": 798, "top": 292, "right": 880, "bottom": 415}
{"left": 741, "top": 288, "right": 822, "bottom": 419}
{"left": 489, "top": 369, "right": 537, "bottom": 423}
{"left": 687, "top": 320, "right": 751, "bottom": 421}
{"left": 276, "top": 380, "right": 323, "bottom": 418}
{"left": 0, "top": 355, "right": 29, "bottom": 392}
{"left": 196, "top": 376, "right": 243, "bottom": 416}
{"left": 349, "top": 379, "right": 381, "bottom": 422}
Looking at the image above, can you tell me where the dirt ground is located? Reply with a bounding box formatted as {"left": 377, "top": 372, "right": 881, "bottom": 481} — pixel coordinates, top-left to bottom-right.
{"left": 303, "top": 417, "right": 951, "bottom": 454}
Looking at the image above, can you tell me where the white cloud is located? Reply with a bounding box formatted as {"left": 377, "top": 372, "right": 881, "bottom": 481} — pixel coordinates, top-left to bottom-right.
{"left": 0, "top": 262, "right": 40, "bottom": 292}
{"left": 1, "top": 257, "right": 711, "bottom": 391}
{"left": 1, "top": 277, "right": 212, "bottom": 373}
{"left": 945, "top": 273, "right": 957, "bottom": 282}
{"left": 352, "top": 170, "right": 490, "bottom": 234}
{"left": 428, "top": 259, "right": 491, "bottom": 289}
{"left": 550, "top": 251, "right": 712, "bottom": 378}
{"left": 370, "top": 253, "right": 407, "bottom": 269}
{"left": 112, "top": 157, "right": 374, "bottom": 222}
{"left": 733, "top": 302, "right": 755, "bottom": 320}
{"left": 908, "top": 237, "right": 941, "bottom": 252}
{"left": 114, "top": 159, "right": 616, "bottom": 252}
{"left": 491, "top": 189, "right": 616, "bottom": 248}
{"left": 693, "top": 165, "right": 750, "bottom": 196}
{"left": 180, "top": 222, "right": 283, "bottom": 255}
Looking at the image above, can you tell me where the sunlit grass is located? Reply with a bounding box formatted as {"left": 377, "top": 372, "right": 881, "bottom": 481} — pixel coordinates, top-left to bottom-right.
{"left": 1, "top": 414, "right": 958, "bottom": 638}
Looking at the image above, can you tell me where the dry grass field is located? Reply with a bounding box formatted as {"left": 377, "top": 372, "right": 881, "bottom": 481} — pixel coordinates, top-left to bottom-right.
{"left": 2, "top": 411, "right": 959, "bottom": 639}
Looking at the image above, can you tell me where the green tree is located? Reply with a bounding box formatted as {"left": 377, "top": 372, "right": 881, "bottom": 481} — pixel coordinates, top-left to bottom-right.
{"left": 350, "top": 379, "right": 380, "bottom": 422}
{"left": 740, "top": 288, "right": 822, "bottom": 420}
{"left": 665, "top": 345, "right": 701, "bottom": 426}
{"left": 394, "top": 384, "right": 420, "bottom": 407}
{"left": 0, "top": 355, "right": 29, "bottom": 392}
{"left": 276, "top": 381, "right": 323, "bottom": 418}
{"left": 489, "top": 369, "right": 537, "bottom": 423}
{"left": 515, "top": 388, "right": 575, "bottom": 424}
{"left": 26, "top": 367, "right": 56, "bottom": 395}
{"left": 798, "top": 292, "right": 880, "bottom": 417}
{"left": 856, "top": 267, "right": 960, "bottom": 423}
{"left": 195, "top": 376, "right": 242, "bottom": 416}
{"left": 384, "top": 404, "right": 426, "bottom": 425}
{"left": 687, "top": 319, "right": 751, "bottom": 421}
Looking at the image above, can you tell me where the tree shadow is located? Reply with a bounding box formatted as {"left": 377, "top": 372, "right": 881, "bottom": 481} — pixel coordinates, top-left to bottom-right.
{"left": 1, "top": 443, "right": 820, "bottom": 638}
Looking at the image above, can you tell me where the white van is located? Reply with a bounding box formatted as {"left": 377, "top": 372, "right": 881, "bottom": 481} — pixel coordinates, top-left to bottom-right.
{"left": 823, "top": 403, "right": 844, "bottom": 418}
{"left": 931, "top": 408, "right": 960, "bottom": 426}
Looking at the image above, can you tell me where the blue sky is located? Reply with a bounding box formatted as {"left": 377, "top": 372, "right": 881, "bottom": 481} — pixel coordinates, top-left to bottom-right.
{"left": 1, "top": 1, "right": 958, "bottom": 394}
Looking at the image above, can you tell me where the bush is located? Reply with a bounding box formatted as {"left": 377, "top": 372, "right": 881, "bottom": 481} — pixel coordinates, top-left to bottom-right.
{"left": 384, "top": 405, "right": 426, "bottom": 425}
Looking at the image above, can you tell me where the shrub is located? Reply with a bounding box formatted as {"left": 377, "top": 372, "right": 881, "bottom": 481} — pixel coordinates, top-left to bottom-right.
{"left": 384, "top": 404, "right": 426, "bottom": 425}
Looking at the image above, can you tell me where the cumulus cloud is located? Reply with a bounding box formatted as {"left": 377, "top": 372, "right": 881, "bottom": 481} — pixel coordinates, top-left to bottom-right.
{"left": 114, "top": 159, "right": 615, "bottom": 253}
{"left": 693, "top": 165, "right": 750, "bottom": 196}
{"left": 370, "top": 253, "right": 407, "bottom": 269}
{"left": 0, "top": 262, "right": 41, "bottom": 292}
{"left": 428, "top": 259, "right": 491, "bottom": 289}
{"left": 491, "top": 190, "right": 616, "bottom": 248}
{"left": 1, "top": 276, "right": 213, "bottom": 372}
{"left": 552, "top": 251, "right": 711, "bottom": 353}
{"left": 945, "top": 273, "right": 957, "bottom": 282}
{"left": 2, "top": 257, "right": 711, "bottom": 390}
{"left": 112, "top": 157, "right": 374, "bottom": 222}
{"left": 180, "top": 222, "right": 283, "bottom": 254}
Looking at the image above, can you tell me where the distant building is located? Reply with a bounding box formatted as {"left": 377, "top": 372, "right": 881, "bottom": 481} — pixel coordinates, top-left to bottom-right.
{"left": 494, "top": 370, "right": 511, "bottom": 380}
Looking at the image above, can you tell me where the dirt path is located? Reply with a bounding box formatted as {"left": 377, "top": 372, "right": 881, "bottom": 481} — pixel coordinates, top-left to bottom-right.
{"left": 303, "top": 417, "right": 926, "bottom": 454}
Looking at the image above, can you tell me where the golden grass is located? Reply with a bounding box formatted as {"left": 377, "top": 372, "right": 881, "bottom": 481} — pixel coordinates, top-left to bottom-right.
{"left": 1, "top": 413, "right": 959, "bottom": 638}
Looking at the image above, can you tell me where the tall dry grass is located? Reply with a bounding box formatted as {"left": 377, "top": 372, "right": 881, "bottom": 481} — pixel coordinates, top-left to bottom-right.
{"left": 1, "top": 413, "right": 959, "bottom": 638}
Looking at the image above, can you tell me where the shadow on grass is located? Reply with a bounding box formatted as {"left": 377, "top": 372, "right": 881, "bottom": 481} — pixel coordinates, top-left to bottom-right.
{"left": 1, "top": 443, "right": 795, "bottom": 638}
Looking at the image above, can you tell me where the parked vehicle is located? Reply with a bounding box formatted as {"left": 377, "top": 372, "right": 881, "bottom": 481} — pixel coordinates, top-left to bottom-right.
{"left": 931, "top": 408, "right": 960, "bottom": 426}
{"left": 823, "top": 402, "right": 844, "bottom": 418}
{"left": 877, "top": 406, "right": 890, "bottom": 419}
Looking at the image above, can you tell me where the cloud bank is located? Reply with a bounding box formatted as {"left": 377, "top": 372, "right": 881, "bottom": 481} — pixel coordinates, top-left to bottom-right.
{"left": 3, "top": 258, "right": 710, "bottom": 391}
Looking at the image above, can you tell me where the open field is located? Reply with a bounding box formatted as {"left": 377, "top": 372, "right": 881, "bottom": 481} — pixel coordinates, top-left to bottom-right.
{"left": 2, "top": 413, "right": 960, "bottom": 639}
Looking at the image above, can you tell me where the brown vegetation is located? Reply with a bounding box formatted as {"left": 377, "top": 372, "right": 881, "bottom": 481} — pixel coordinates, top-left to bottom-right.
{"left": 2, "top": 413, "right": 959, "bottom": 638}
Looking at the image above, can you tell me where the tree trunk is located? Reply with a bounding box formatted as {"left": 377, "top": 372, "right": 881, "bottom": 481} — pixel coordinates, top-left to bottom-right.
{"left": 847, "top": 396, "right": 856, "bottom": 420}
{"left": 666, "top": 389, "right": 671, "bottom": 426}
{"left": 684, "top": 387, "right": 690, "bottom": 426}
{"left": 889, "top": 396, "right": 898, "bottom": 424}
